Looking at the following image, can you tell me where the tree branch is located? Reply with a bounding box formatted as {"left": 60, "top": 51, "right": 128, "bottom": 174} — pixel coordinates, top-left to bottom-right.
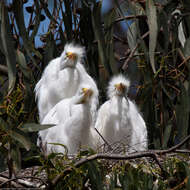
{"left": 122, "top": 31, "right": 149, "bottom": 70}
{"left": 114, "top": 15, "right": 147, "bottom": 23}
{"left": 51, "top": 134, "right": 190, "bottom": 188}
{"left": 0, "top": 176, "right": 48, "bottom": 188}
{"left": 0, "top": 64, "right": 8, "bottom": 75}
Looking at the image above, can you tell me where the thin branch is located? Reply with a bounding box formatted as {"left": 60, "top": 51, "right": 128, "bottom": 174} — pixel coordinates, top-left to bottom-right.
{"left": 154, "top": 135, "right": 190, "bottom": 154}
{"left": 119, "top": 52, "right": 162, "bottom": 61}
{"left": 51, "top": 151, "right": 158, "bottom": 187}
{"left": 0, "top": 64, "right": 8, "bottom": 75}
{"left": 122, "top": 31, "right": 149, "bottom": 70}
{"left": 51, "top": 134, "right": 190, "bottom": 187}
{"left": 39, "top": 0, "right": 58, "bottom": 24}
{"left": 174, "top": 149, "right": 190, "bottom": 154}
{"left": 94, "top": 128, "right": 112, "bottom": 151}
{"left": 114, "top": 15, "right": 146, "bottom": 23}
{"left": 0, "top": 176, "right": 48, "bottom": 188}
{"left": 0, "top": 176, "right": 21, "bottom": 188}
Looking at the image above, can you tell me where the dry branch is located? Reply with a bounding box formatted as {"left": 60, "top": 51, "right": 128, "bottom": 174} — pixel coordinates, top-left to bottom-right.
{"left": 114, "top": 15, "right": 147, "bottom": 23}
{"left": 0, "top": 175, "right": 48, "bottom": 188}
{"left": 122, "top": 31, "right": 149, "bottom": 70}
{"left": 0, "top": 64, "right": 8, "bottom": 75}
{"left": 51, "top": 134, "right": 190, "bottom": 188}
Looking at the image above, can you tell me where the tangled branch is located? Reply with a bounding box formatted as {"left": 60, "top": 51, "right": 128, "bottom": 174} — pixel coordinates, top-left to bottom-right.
{"left": 51, "top": 134, "right": 190, "bottom": 188}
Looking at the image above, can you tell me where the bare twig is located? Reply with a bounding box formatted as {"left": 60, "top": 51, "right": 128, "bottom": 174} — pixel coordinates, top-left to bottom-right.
{"left": 154, "top": 135, "right": 190, "bottom": 154}
{"left": 51, "top": 134, "right": 190, "bottom": 188}
{"left": 94, "top": 128, "right": 112, "bottom": 151}
{"left": 0, "top": 176, "right": 21, "bottom": 188}
{"left": 0, "top": 176, "right": 48, "bottom": 188}
{"left": 114, "top": 15, "right": 147, "bottom": 23}
{"left": 119, "top": 52, "right": 162, "bottom": 61}
{"left": 122, "top": 31, "right": 149, "bottom": 70}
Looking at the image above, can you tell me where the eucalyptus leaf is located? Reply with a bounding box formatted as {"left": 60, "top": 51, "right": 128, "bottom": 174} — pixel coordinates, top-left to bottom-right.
{"left": 9, "top": 128, "right": 32, "bottom": 151}
{"left": 163, "top": 123, "right": 172, "bottom": 148}
{"left": 175, "top": 82, "right": 190, "bottom": 145}
{"left": 16, "top": 49, "right": 33, "bottom": 81}
{"left": 104, "top": 9, "right": 118, "bottom": 74}
{"left": 91, "top": 1, "right": 112, "bottom": 76}
{"left": 21, "top": 123, "right": 55, "bottom": 132}
{"left": 10, "top": 145, "right": 21, "bottom": 172}
{"left": 0, "top": 2, "right": 16, "bottom": 93}
{"left": 146, "top": 0, "right": 158, "bottom": 74}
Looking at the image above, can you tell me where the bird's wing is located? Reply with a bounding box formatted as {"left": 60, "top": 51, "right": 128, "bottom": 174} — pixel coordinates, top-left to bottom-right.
{"left": 94, "top": 101, "right": 110, "bottom": 146}
{"left": 128, "top": 100, "right": 148, "bottom": 151}
{"left": 45, "top": 105, "right": 83, "bottom": 154}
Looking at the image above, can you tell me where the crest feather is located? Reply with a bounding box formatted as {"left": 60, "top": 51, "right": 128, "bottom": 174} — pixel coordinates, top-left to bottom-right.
{"left": 107, "top": 74, "right": 130, "bottom": 99}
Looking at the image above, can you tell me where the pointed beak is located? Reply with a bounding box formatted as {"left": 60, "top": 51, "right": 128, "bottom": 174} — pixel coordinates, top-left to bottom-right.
{"left": 114, "top": 83, "right": 126, "bottom": 93}
{"left": 82, "top": 88, "right": 93, "bottom": 101}
{"left": 66, "top": 52, "right": 77, "bottom": 60}
{"left": 76, "top": 88, "right": 93, "bottom": 104}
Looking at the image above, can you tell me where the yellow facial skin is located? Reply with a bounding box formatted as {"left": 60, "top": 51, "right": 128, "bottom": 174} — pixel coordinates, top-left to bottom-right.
{"left": 114, "top": 83, "right": 126, "bottom": 93}
{"left": 81, "top": 88, "right": 93, "bottom": 103}
{"left": 66, "top": 52, "right": 77, "bottom": 60}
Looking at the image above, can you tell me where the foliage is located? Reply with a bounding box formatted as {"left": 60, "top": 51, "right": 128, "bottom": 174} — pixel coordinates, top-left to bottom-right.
{"left": 0, "top": 0, "right": 190, "bottom": 188}
{"left": 35, "top": 149, "right": 190, "bottom": 189}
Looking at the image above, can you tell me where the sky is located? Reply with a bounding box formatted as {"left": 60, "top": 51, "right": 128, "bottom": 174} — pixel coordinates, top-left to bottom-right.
{"left": 7, "top": 0, "right": 133, "bottom": 47}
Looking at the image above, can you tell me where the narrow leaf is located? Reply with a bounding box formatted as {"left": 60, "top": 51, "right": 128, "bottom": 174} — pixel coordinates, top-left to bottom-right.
{"left": 146, "top": 0, "right": 158, "bottom": 73}
{"left": 104, "top": 9, "right": 118, "bottom": 74}
{"left": 91, "top": 2, "right": 112, "bottom": 76}
{"left": 16, "top": 49, "right": 33, "bottom": 80}
{"left": 21, "top": 123, "right": 55, "bottom": 132}
{"left": 0, "top": 2, "right": 16, "bottom": 93}
{"left": 10, "top": 145, "right": 21, "bottom": 172}
{"left": 163, "top": 123, "right": 172, "bottom": 148}
{"left": 9, "top": 128, "right": 32, "bottom": 151}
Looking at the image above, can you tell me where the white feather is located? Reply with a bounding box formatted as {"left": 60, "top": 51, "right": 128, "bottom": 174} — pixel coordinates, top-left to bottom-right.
{"left": 35, "top": 43, "right": 99, "bottom": 123}
{"left": 95, "top": 74, "right": 148, "bottom": 152}
{"left": 37, "top": 85, "right": 97, "bottom": 155}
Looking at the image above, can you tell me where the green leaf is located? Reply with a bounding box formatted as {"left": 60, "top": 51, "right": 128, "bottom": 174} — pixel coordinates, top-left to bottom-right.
{"left": 16, "top": 49, "right": 33, "bottom": 81}
{"left": 0, "top": 2, "right": 16, "bottom": 93}
{"left": 146, "top": 0, "right": 158, "bottom": 74}
{"left": 175, "top": 82, "right": 190, "bottom": 145}
{"left": 163, "top": 122, "right": 172, "bottom": 148}
{"left": 104, "top": 9, "right": 118, "bottom": 74}
{"left": 12, "top": 0, "right": 41, "bottom": 68}
{"left": 10, "top": 144, "right": 21, "bottom": 172}
{"left": 9, "top": 128, "right": 32, "bottom": 151}
{"left": 184, "top": 38, "right": 190, "bottom": 57}
{"left": 91, "top": 2, "right": 112, "bottom": 76}
{"left": 21, "top": 123, "right": 55, "bottom": 132}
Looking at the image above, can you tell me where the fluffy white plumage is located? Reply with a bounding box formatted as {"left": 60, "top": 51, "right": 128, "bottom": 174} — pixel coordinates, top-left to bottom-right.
{"left": 37, "top": 85, "right": 97, "bottom": 155}
{"left": 95, "top": 74, "right": 148, "bottom": 152}
{"left": 35, "top": 43, "right": 99, "bottom": 123}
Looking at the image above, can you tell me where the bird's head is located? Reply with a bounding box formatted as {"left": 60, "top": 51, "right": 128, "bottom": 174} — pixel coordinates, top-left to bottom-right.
{"left": 76, "top": 87, "right": 93, "bottom": 104}
{"left": 107, "top": 74, "right": 130, "bottom": 98}
{"left": 60, "top": 43, "right": 85, "bottom": 70}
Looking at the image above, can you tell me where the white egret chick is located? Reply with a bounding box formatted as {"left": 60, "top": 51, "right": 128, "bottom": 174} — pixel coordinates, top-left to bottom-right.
{"left": 95, "top": 75, "right": 148, "bottom": 152}
{"left": 38, "top": 85, "right": 97, "bottom": 155}
{"left": 35, "top": 43, "right": 99, "bottom": 122}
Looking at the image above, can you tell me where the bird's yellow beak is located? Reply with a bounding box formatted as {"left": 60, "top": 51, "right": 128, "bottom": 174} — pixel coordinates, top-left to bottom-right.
{"left": 66, "top": 52, "right": 77, "bottom": 60}
{"left": 80, "top": 88, "right": 93, "bottom": 103}
{"left": 83, "top": 88, "right": 93, "bottom": 99}
{"left": 114, "top": 83, "right": 126, "bottom": 92}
